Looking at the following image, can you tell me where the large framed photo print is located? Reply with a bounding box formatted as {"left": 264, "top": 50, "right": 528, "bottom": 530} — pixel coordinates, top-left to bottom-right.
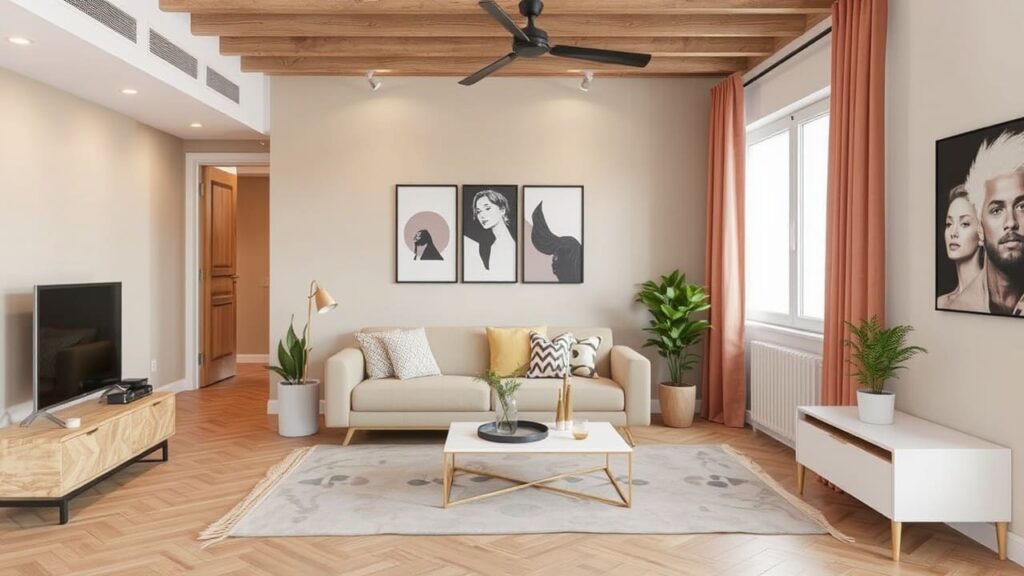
{"left": 523, "top": 186, "right": 584, "bottom": 283}
{"left": 396, "top": 185, "right": 458, "bottom": 283}
{"left": 936, "top": 116, "right": 1024, "bottom": 318}
{"left": 462, "top": 185, "right": 518, "bottom": 283}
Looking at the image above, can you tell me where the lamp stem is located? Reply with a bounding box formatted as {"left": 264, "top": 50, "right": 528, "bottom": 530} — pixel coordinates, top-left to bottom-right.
{"left": 304, "top": 280, "right": 317, "bottom": 384}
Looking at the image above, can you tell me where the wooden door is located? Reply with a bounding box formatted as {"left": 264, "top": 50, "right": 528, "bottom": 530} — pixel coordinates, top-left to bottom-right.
{"left": 200, "top": 167, "right": 239, "bottom": 386}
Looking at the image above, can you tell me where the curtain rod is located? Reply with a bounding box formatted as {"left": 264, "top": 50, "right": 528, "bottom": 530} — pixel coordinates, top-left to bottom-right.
{"left": 743, "top": 27, "right": 832, "bottom": 88}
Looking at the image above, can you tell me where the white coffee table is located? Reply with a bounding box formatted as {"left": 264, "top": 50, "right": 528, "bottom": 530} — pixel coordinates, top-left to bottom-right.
{"left": 442, "top": 421, "right": 633, "bottom": 508}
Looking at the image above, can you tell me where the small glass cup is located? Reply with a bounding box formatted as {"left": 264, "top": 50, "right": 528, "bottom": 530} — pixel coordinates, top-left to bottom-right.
{"left": 572, "top": 419, "right": 589, "bottom": 440}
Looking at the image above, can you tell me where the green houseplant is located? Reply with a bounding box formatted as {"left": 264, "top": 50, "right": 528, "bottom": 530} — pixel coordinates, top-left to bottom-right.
{"left": 477, "top": 369, "right": 522, "bottom": 434}
{"left": 635, "top": 270, "right": 711, "bottom": 428}
{"left": 844, "top": 315, "right": 927, "bottom": 424}
{"left": 266, "top": 318, "right": 320, "bottom": 437}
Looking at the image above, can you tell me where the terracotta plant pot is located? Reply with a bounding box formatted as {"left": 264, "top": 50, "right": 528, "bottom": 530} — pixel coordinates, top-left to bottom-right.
{"left": 659, "top": 383, "right": 696, "bottom": 428}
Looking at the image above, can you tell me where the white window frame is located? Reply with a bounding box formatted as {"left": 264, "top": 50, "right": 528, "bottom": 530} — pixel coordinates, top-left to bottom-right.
{"left": 745, "top": 97, "right": 829, "bottom": 333}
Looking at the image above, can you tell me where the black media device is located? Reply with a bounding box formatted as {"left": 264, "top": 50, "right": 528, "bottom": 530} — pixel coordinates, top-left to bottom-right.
{"left": 103, "top": 378, "right": 152, "bottom": 405}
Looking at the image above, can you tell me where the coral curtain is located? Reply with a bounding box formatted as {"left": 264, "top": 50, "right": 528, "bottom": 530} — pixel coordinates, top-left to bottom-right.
{"left": 821, "top": 0, "right": 888, "bottom": 406}
{"left": 702, "top": 73, "right": 746, "bottom": 427}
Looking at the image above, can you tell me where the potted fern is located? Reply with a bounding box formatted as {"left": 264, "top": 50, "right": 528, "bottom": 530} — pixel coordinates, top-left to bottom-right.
{"left": 844, "top": 316, "right": 927, "bottom": 425}
{"left": 266, "top": 318, "right": 320, "bottom": 437}
{"left": 635, "top": 271, "right": 711, "bottom": 428}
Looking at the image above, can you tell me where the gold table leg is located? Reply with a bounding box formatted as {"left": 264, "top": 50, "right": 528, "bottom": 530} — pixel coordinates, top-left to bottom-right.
{"left": 891, "top": 521, "right": 902, "bottom": 562}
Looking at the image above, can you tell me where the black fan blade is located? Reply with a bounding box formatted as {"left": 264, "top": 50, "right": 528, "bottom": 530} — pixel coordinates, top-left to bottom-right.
{"left": 478, "top": 0, "right": 530, "bottom": 42}
{"left": 549, "top": 45, "right": 652, "bottom": 68}
{"left": 459, "top": 53, "right": 518, "bottom": 86}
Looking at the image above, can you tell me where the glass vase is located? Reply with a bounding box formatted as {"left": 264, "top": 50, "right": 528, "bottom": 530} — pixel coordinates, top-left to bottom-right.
{"left": 496, "top": 395, "right": 518, "bottom": 435}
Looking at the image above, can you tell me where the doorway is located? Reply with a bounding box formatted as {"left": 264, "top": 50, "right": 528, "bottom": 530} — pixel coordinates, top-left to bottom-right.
{"left": 184, "top": 153, "right": 270, "bottom": 391}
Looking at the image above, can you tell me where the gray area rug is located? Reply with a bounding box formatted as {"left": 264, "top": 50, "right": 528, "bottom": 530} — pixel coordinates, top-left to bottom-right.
{"left": 200, "top": 444, "right": 849, "bottom": 545}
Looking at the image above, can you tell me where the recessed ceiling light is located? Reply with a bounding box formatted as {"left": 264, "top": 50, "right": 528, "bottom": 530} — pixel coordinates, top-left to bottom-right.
{"left": 8, "top": 36, "right": 32, "bottom": 46}
{"left": 190, "top": 122, "right": 203, "bottom": 128}
{"left": 121, "top": 88, "right": 138, "bottom": 95}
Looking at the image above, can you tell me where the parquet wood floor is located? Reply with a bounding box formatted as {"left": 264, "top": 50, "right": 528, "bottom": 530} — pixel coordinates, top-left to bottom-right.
{"left": 1, "top": 364, "right": 1019, "bottom": 575}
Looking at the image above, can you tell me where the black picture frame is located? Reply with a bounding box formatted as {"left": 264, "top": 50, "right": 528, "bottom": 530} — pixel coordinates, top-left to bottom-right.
{"left": 395, "top": 184, "right": 458, "bottom": 284}
{"left": 935, "top": 115, "right": 1024, "bottom": 318}
{"left": 522, "top": 185, "right": 585, "bottom": 284}
{"left": 461, "top": 185, "right": 519, "bottom": 284}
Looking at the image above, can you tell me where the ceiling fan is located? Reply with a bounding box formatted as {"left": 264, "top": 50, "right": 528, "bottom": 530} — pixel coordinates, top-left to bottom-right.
{"left": 459, "top": 0, "right": 652, "bottom": 86}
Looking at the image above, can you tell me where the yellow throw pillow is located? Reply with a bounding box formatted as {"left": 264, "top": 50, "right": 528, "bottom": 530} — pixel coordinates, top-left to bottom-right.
{"left": 487, "top": 326, "right": 547, "bottom": 377}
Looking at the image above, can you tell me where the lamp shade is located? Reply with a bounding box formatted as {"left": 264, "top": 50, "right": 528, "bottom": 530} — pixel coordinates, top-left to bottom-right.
{"left": 314, "top": 284, "right": 338, "bottom": 314}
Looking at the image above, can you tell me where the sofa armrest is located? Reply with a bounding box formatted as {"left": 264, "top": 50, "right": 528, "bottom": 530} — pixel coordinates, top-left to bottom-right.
{"left": 610, "top": 345, "right": 651, "bottom": 426}
{"left": 324, "top": 347, "right": 365, "bottom": 428}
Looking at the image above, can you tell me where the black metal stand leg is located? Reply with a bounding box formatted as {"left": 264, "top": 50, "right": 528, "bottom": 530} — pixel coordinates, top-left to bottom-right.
{"left": 59, "top": 500, "right": 69, "bottom": 525}
{"left": 161, "top": 441, "right": 169, "bottom": 462}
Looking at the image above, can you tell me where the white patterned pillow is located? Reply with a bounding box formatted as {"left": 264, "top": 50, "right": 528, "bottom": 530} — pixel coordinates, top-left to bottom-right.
{"left": 355, "top": 331, "right": 398, "bottom": 379}
{"left": 570, "top": 335, "right": 602, "bottom": 378}
{"left": 378, "top": 328, "right": 441, "bottom": 380}
{"left": 527, "top": 331, "right": 574, "bottom": 378}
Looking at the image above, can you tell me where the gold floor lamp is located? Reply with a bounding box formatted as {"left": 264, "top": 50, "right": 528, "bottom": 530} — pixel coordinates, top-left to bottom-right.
{"left": 303, "top": 280, "right": 338, "bottom": 382}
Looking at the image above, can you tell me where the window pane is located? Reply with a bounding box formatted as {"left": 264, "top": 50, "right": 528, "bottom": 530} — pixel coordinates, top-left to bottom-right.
{"left": 746, "top": 130, "right": 791, "bottom": 316}
{"left": 800, "top": 113, "right": 829, "bottom": 320}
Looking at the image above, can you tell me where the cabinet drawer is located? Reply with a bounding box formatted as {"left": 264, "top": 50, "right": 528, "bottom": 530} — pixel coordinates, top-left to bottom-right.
{"left": 797, "top": 417, "right": 894, "bottom": 517}
{"left": 61, "top": 418, "right": 132, "bottom": 493}
{"left": 129, "top": 396, "right": 176, "bottom": 454}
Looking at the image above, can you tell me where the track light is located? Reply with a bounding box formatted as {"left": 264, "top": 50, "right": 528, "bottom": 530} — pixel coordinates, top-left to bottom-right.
{"left": 366, "top": 71, "right": 382, "bottom": 91}
{"left": 579, "top": 71, "right": 594, "bottom": 92}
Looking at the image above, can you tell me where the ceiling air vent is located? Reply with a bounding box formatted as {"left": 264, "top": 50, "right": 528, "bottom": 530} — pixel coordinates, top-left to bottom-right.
{"left": 149, "top": 30, "right": 198, "bottom": 79}
{"left": 206, "top": 67, "right": 241, "bottom": 104}
{"left": 63, "top": 0, "right": 137, "bottom": 43}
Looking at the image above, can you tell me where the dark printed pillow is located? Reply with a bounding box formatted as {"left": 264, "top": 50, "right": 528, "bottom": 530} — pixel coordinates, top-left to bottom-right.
{"left": 527, "top": 331, "right": 573, "bottom": 378}
{"left": 570, "top": 335, "right": 602, "bottom": 378}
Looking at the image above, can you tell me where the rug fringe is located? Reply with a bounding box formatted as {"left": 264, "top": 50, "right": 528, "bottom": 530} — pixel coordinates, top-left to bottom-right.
{"left": 722, "top": 444, "right": 854, "bottom": 544}
{"left": 197, "top": 446, "right": 315, "bottom": 548}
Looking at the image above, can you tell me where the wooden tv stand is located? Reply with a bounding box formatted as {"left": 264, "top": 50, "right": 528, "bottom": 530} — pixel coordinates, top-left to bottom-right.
{"left": 0, "top": 392, "right": 175, "bottom": 524}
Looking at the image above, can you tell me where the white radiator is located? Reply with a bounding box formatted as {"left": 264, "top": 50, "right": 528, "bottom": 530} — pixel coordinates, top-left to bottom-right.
{"left": 750, "top": 341, "right": 821, "bottom": 446}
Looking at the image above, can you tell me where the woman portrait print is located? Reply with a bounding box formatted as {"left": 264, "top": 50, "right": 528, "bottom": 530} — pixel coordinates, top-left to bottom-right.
{"left": 937, "top": 184, "right": 984, "bottom": 308}
{"left": 462, "top": 185, "right": 517, "bottom": 282}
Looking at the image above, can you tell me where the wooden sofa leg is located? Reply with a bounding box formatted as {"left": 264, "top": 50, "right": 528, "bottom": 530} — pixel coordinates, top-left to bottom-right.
{"left": 343, "top": 428, "right": 357, "bottom": 446}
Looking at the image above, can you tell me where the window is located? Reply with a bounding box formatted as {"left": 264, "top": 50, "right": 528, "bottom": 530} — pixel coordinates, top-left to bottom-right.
{"left": 746, "top": 99, "right": 829, "bottom": 332}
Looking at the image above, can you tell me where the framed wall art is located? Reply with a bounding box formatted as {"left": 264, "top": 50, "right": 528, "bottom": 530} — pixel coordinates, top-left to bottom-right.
{"left": 396, "top": 185, "right": 458, "bottom": 283}
{"left": 462, "top": 185, "right": 518, "bottom": 283}
{"left": 523, "top": 185, "right": 584, "bottom": 284}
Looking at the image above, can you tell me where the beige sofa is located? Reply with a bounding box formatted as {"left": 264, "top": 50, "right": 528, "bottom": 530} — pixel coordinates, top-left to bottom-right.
{"left": 325, "top": 326, "right": 651, "bottom": 445}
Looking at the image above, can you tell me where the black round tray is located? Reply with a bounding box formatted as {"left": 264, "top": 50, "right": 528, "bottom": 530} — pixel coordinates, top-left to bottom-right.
{"left": 477, "top": 420, "right": 549, "bottom": 443}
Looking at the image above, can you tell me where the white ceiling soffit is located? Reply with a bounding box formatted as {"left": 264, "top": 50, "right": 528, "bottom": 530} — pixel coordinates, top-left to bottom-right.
{"left": 0, "top": 0, "right": 268, "bottom": 140}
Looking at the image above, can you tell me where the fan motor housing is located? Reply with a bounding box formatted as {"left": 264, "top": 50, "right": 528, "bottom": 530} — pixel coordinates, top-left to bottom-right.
{"left": 518, "top": 0, "right": 544, "bottom": 18}
{"left": 514, "top": 26, "right": 550, "bottom": 57}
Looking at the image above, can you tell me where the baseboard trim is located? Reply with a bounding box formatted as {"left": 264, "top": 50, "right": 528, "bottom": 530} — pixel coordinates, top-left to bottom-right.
{"left": 156, "top": 379, "right": 190, "bottom": 394}
{"left": 949, "top": 522, "right": 1022, "bottom": 567}
{"left": 238, "top": 354, "right": 269, "bottom": 364}
{"left": 267, "top": 400, "right": 326, "bottom": 415}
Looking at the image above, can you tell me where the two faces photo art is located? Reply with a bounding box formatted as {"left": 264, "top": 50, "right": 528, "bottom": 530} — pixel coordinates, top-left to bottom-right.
{"left": 936, "top": 116, "right": 1024, "bottom": 317}
{"left": 395, "top": 184, "right": 584, "bottom": 284}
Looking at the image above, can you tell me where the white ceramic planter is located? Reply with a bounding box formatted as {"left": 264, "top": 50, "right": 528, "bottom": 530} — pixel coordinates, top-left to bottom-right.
{"left": 857, "top": 389, "right": 895, "bottom": 425}
{"left": 277, "top": 380, "right": 320, "bottom": 437}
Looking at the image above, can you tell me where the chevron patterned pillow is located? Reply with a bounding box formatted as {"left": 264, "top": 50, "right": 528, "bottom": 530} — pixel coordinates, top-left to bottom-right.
{"left": 526, "top": 331, "right": 574, "bottom": 379}
{"left": 570, "top": 335, "right": 603, "bottom": 378}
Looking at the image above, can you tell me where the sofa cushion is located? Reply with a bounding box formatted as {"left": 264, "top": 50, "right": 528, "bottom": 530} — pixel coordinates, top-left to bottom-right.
{"left": 352, "top": 376, "right": 491, "bottom": 412}
{"left": 504, "top": 377, "right": 624, "bottom": 412}
{"left": 488, "top": 326, "right": 546, "bottom": 377}
{"left": 378, "top": 328, "right": 441, "bottom": 380}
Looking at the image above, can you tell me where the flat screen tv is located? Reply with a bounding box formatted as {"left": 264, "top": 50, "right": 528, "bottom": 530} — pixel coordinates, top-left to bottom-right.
{"left": 34, "top": 282, "right": 122, "bottom": 412}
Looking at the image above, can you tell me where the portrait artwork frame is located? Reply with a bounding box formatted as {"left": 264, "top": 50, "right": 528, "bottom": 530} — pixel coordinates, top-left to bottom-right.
{"left": 461, "top": 184, "right": 519, "bottom": 284}
{"left": 935, "top": 115, "right": 1024, "bottom": 318}
{"left": 395, "top": 184, "right": 458, "bottom": 284}
{"left": 522, "top": 185, "right": 585, "bottom": 284}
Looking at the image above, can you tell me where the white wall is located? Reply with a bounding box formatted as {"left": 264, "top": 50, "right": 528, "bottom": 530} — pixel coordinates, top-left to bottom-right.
{"left": 269, "top": 76, "right": 717, "bottom": 398}
{"left": 887, "top": 0, "right": 1024, "bottom": 543}
{"left": 746, "top": 31, "right": 831, "bottom": 129}
{"left": 0, "top": 67, "right": 185, "bottom": 425}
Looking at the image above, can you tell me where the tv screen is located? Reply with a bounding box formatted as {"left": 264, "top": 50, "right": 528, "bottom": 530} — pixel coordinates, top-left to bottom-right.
{"left": 34, "top": 282, "right": 122, "bottom": 411}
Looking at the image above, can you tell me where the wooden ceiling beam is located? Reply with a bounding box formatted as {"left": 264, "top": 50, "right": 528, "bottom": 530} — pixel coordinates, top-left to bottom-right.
{"left": 240, "top": 55, "right": 748, "bottom": 76}
{"left": 192, "top": 13, "right": 808, "bottom": 38}
{"left": 220, "top": 36, "right": 778, "bottom": 58}
{"left": 163, "top": 0, "right": 834, "bottom": 16}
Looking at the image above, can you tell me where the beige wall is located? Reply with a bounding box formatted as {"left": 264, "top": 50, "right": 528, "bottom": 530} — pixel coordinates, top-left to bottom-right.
{"left": 887, "top": 0, "right": 1024, "bottom": 539}
{"left": 184, "top": 140, "right": 269, "bottom": 153}
{"left": 0, "top": 68, "right": 185, "bottom": 426}
{"left": 237, "top": 176, "right": 270, "bottom": 355}
{"left": 269, "top": 76, "right": 716, "bottom": 398}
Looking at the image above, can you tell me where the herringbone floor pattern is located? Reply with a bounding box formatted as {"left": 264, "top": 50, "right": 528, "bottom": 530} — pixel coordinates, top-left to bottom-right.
{"left": 1, "top": 364, "right": 1019, "bottom": 575}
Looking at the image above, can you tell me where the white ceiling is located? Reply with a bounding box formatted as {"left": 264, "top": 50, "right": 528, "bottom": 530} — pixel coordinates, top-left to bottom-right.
{"left": 0, "top": 0, "right": 265, "bottom": 140}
